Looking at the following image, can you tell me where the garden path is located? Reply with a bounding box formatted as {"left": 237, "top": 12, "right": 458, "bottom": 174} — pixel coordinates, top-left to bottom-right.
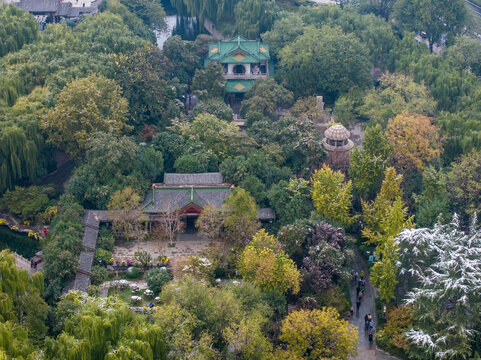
{"left": 348, "top": 248, "right": 399, "bottom": 360}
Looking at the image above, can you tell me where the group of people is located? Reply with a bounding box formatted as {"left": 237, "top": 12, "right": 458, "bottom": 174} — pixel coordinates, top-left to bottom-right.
{"left": 364, "top": 313, "right": 376, "bottom": 343}
{"left": 354, "top": 271, "right": 366, "bottom": 311}
{"left": 351, "top": 270, "right": 376, "bottom": 344}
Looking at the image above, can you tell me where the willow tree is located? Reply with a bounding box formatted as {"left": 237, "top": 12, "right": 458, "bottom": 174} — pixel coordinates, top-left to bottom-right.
{"left": 0, "top": 126, "right": 37, "bottom": 194}
{"left": 0, "top": 4, "right": 38, "bottom": 57}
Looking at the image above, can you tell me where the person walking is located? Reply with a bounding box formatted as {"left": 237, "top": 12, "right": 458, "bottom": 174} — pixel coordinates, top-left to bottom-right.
{"left": 354, "top": 271, "right": 358, "bottom": 283}
{"left": 356, "top": 298, "right": 361, "bottom": 311}
{"left": 369, "top": 328, "right": 375, "bottom": 343}
{"left": 358, "top": 290, "right": 364, "bottom": 301}
{"left": 350, "top": 306, "right": 354, "bottom": 318}
{"left": 369, "top": 320, "right": 375, "bottom": 330}
{"left": 364, "top": 314, "right": 369, "bottom": 331}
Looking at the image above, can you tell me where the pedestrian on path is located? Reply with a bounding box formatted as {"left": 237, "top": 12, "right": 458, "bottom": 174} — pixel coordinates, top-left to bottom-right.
{"left": 350, "top": 306, "right": 354, "bottom": 318}
{"left": 369, "top": 320, "right": 375, "bottom": 330}
{"left": 364, "top": 314, "right": 369, "bottom": 331}
{"left": 356, "top": 298, "right": 361, "bottom": 311}
{"left": 360, "top": 271, "right": 365, "bottom": 280}
{"left": 354, "top": 271, "right": 358, "bottom": 283}
{"left": 358, "top": 290, "right": 363, "bottom": 301}
{"left": 369, "top": 328, "right": 375, "bottom": 343}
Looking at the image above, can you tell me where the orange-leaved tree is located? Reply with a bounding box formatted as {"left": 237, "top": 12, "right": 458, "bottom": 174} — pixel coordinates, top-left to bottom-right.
{"left": 387, "top": 110, "right": 442, "bottom": 173}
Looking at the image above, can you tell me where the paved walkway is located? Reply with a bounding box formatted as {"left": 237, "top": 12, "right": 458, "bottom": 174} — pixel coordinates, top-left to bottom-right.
{"left": 349, "top": 249, "right": 399, "bottom": 360}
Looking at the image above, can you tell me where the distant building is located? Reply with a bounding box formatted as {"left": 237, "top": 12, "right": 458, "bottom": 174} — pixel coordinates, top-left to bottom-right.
{"left": 323, "top": 124, "right": 354, "bottom": 171}
{"left": 206, "top": 35, "right": 273, "bottom": 106}
{"left": 3, "top": 0, "right": 100, "bottom": 25}
{"left": 143, "top": 173, "right": 275, "bottom": 231}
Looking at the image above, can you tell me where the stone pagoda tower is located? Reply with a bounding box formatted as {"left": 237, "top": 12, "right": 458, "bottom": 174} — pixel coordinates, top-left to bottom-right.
{"left": 323, "top": 124, "right": 354, "bottom": 171}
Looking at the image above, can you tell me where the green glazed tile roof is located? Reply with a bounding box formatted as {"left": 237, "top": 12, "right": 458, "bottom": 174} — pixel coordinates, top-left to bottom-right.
{"left": 208, "top": 35, "right": 270, "bottom": 63}
{"left": 225, "top": 79, "right": 255, "bottom": 93}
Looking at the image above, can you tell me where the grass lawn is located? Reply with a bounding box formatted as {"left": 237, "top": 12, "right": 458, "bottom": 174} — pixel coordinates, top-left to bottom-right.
{"left": 108, "top": 286, "right": 156, "bottom": 307}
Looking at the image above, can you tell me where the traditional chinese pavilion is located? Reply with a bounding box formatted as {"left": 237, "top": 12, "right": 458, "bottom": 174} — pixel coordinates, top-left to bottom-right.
{"left": 142, "top": 173, "right": 233, "bottom": 231}
{"left": 206, "top": 36, "right": 273, "bottom": 106}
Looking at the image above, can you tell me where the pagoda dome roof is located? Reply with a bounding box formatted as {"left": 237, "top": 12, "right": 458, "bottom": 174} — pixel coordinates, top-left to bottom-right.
{"left": 324, "top": 124, "right": 350, "bottom": 141}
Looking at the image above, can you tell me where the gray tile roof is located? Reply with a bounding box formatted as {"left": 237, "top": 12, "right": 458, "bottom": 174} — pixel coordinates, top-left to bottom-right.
{"left": 195, "top": 190, "right": 230, "bottom": 209}
{"left": 143, "top": 186, "right": 232, "bottom": 213}
{"left": 18, "top": 0, "right": 58, "bottom": 12}
{"left": 164, "top": 173, "right": 223, "bottom": 185}
{"left": 258, "top": 208, "right": 276, "bottom": 220}
{"left": 82, "top": 226, "right": 99, "bottom": 250}
{"left": 57, "top": 1, "right": 70, "bottom": 15}
{"left": 73, "top": 273, "right": 91, "bottom": 292}
{"left": 78, "top": 251, "right": 94, "bottom": 274}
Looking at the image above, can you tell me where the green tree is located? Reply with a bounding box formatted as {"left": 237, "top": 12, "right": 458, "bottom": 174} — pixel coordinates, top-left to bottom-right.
{"left": 279, "top": 307, "right": 359, "bottom": 360}
{"left": 362, "top": 167, "right": 414, "bottom": 302}
{"left": 195, "top": 203, "right": 223, "bottom": 242}
{"left": 267, "top": 178, "right": 313, "bottom": 226}
{"left": 392, "top": 0, "right": 467, "bottom": 53}
{"left": 42, "top": 75, "right": 131, "bottom": 159}
{"left": 370, "top": 237, "right": 398, "bottom": 303}
{"left": 145, "top": 268, "right": 172, "bottom": 295}
{"left": 0, "top": 250, "right": 49, "bottom": 345}
{"left": 311, "top": 165, "right": 356, "bottom": 227}
{"left": 414, "top": 166, "right": 451, "bottom": 227}
{"left": 162, "top": 36, "right": 199, "bottom": 84}
{"left": 173, "top": 113, "right": 254, "bottom": 159}
{"left": 0, "top": 4, "right": 38, "bottom": 57}
{"left": 362, "top": 167, "right": 414, "bottom": 249}
{"left": 278, "top": 26, "right": 371, "bottom": 101}
{"left": 104, "top": 0, "right": 157, "bottom": 42}
{"left": 108, "top": 187, "right": 147, "bottom": 243}
{"left": 0, "top": 185, "right": 53, "bottom": 221}
{"left": 190, "top": 99, "right": 233, "bottom": 122}
{"left": 240, "top": 78, "right": 293, "bottom": 119}
{"left": 235, "top": 0, "right": 276, "bottom": 39}
{"left": 349, "top": 124, "right": 392, "bottom": 199}
{"left": 446, "top": 149, "right": 481, "bottom": 216}
{"left": 261, "top": 12, "right": 304, "bottom": 60}
{"left": 360, "top": 72, "right": 437, "bottom": 126}
{"left": 192, "top": 63, "right": 226, "bottom": 101}
{"left": 222, "top": 187, "right": 260, "bottom": 246}
{"left": 113, "top": 46, "right": 179, "bottom": 128}
{"left": 238, "top": 229, "right": 301, "bottom": 294}
{"left": 119, "top": 0, "right": 167, "bottom": 30}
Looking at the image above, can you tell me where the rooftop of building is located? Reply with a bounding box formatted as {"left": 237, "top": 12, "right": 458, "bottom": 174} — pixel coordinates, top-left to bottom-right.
{"left": 207, "top": 35, "right": 270, "bottom": 64}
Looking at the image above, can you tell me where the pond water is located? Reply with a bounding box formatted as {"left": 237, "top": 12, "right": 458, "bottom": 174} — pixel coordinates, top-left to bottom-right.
{"left": 155, "top": 1, "right": 202, "bottom": 49}
{"left": 0, "top": 226, "right": 40, "bottom": 259}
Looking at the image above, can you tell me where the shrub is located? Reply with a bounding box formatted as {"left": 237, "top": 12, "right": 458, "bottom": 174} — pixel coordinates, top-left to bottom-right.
{"left": 90, "top": 266, "right": 109, "bottom": 285}
{"left": 97, "top": 227, "right": 115, "bottom": 251}
{"left": 87, "top": 285, "right": 101, "bottom": 297}
{"left": 145, "top": 268, "right": 172, "bottom": 294}
{"left": 317, "top": 285, "right": 350, "bottom": 316}
{"left": 125, "top": 266, "right": 141, "bottom": 279}
{"left": 94, "top": 248, "right": 112, "bottom": 266}
{"left": 134, "top": 251, "right": 151, "bottom": 268}
{"left": 0, "top": 185, "right": 54, "bottom": 221}
{"left": 377, "top": 305, "right": 413, "bottom": 354}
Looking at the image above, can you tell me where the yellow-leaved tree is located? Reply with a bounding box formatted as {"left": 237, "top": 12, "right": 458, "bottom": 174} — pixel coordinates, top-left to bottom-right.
{"left": 238, "top": 229, "right": 301, "bottom": 294}
{"left": 387, "top": 110, "right": 442, "bottom": 173}
{"left": 311, "top": 164, "right": 356, "bottom": 227}
{"left": 362, "top": 167, "right": 414, "bottom": 303}
{"left": 279, "top": 307, "right": 359, "bottom": 359}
